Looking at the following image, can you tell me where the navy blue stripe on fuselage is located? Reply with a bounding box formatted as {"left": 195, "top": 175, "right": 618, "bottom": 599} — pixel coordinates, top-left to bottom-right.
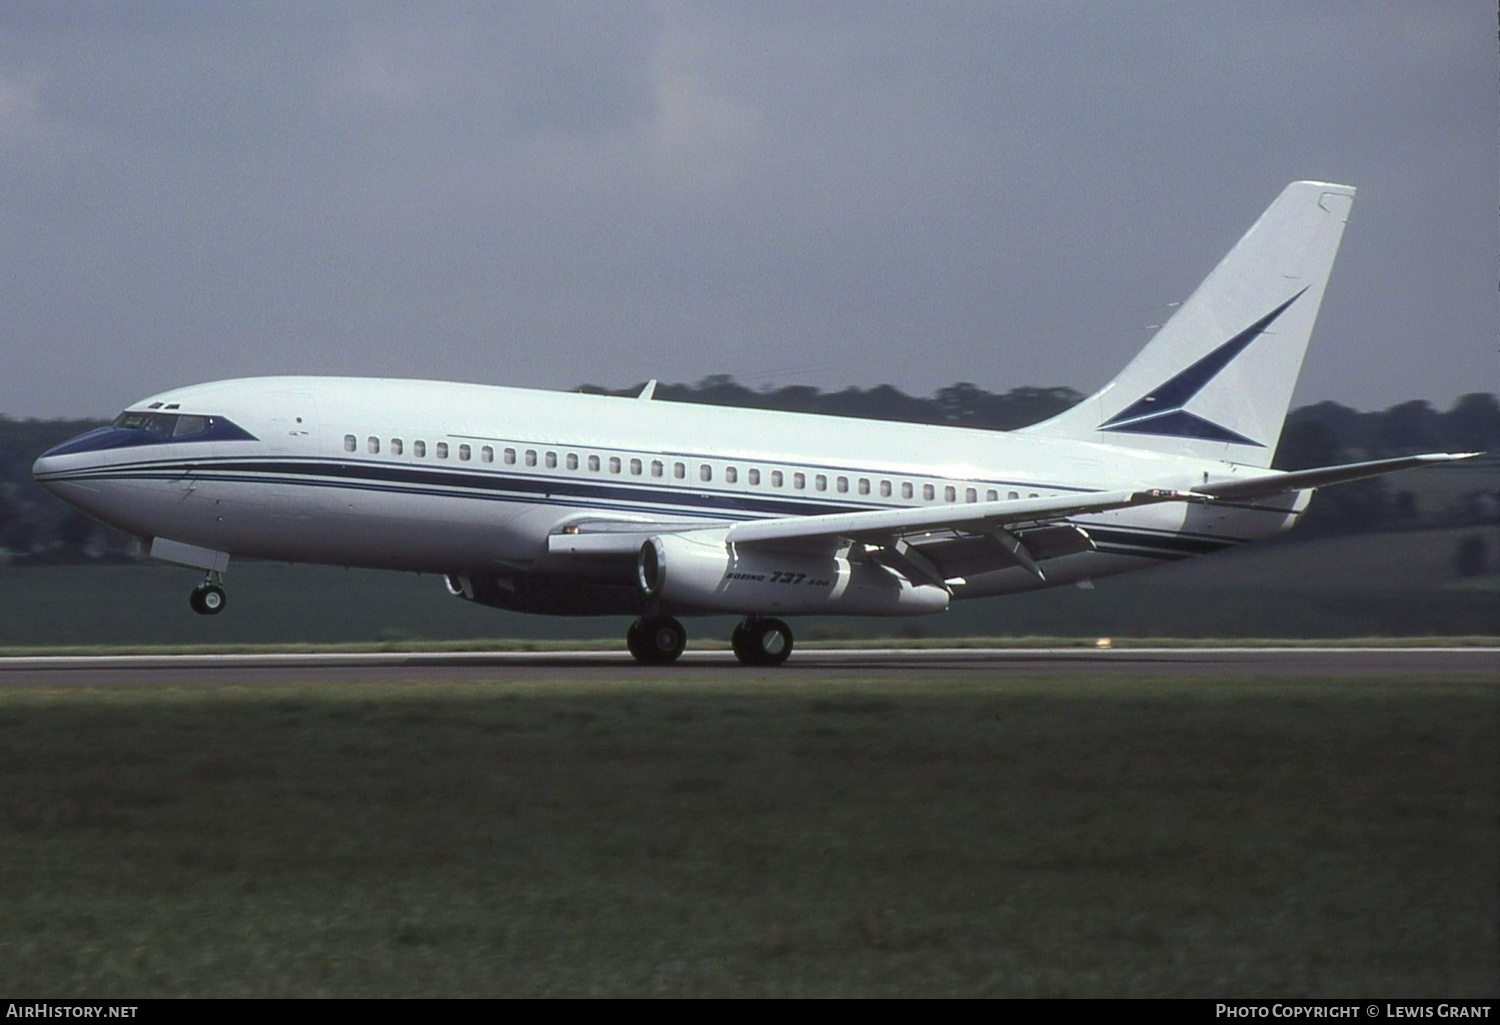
{"left": 40, "top": 457, "right": 867, "bottom": 521}
{"left": 41, "top": 454, "right": 1118, "bottom": 520}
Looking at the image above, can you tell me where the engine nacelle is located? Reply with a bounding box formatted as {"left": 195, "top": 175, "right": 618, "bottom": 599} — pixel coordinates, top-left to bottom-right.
{"left": 638, "top": 531, "right": 949, "bottom": 616}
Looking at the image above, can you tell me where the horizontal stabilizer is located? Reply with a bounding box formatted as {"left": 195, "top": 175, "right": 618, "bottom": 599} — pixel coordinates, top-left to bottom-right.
{"left": 1195, "top": 452, "right": 1480, "bottom": 501}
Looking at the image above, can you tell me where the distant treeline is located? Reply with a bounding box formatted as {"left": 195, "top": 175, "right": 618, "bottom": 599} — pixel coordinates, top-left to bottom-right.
{"left": 2, "top": 384, "right": 1496, "bottom": 565}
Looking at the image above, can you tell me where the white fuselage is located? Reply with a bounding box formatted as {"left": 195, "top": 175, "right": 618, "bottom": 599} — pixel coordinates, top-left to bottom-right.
{"left": 32, "top": 376, "right": 1307, "bottom": 614}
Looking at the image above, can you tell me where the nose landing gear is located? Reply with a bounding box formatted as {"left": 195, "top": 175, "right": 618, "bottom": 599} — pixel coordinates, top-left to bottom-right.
{"left": 189, "top": 574, "right": 227, "bottom": 616}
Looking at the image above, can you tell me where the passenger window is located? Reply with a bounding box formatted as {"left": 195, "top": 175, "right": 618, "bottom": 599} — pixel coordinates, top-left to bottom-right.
{"left": 482, "top": 446, "right": 493, "bottom": 463}
{"left": 966, "top": 488, "right": 977, "bottom": 503}
{"left": 794, "top": 473, "right": 806, "bottom": 490}
{"left": 944, "top": 486, "right": 956, "bottom": 502}
{"left": 525, "top": 450, "right": 537, "bottom": 467}
{"left": 566, "top": 453, "right": 578, "bottom": 470}
{"left": 414, "top": 440, "right": 426, "bottom": 457}
{"left": 391, "top": 439, "right": 404, "bottom": 456}
{"left": 986, "top": 489, "right": 997, "bottom": 502}
{"left": 837, "top": 477, "right": 849, "bottom": 494}
{"left": 436, "top": 442, "right": 449, "bottom": 459}
{"left": 367, "top": 437, "right": 379, "bottom": 454}
{"left": 673, "top": 463, "right": 685, "bottom": 480}
{"left": 344, "top": 434, "right": 357, "bottom": 452}
{"left": 879, "top": 481, "right": 891, "bottom": 498}
{"left": 771, "top": 471, "right": 783, "bottom": 487}
{"left": 588, "top": 455, "right": 601, "bottom": 472}
{"left": 815, "top": 474, "right": 827, "bottom": 491}
{"left": 630, "top": 458, "right": 642, "bottom": 476}
{"left": 923, "top": 484, "right": 935, "bottom": 501}
{"left": 725, "top": 467, "right": 737, "bottom": 484}
{"left": 902, "top": 482, "right": 914, "bottom": 499}
{"left": 858, "top": 478, "right": 870, "bottom": 495}
{"left": 459, "top": 444, "right": 471, "bottom": 461}
{"left": 700, "top": 464, "right": 712, "bottom": 482}
{"left": 1029, "top": 492, "right": 1039, "bottom": 499}
{"left": 748, "top": 469, "right": 760, "bottom": 486}
{"left": 504, "top": 448, "right": 517, "bottom": 465}
{"left": 651, "top": 460, "right": 663, "bottom": 478}
{"left": 609, "top": 457, "right": 621, "bottom": 473}
{"left": 1008, "top": 491, "right": 1019, "bottom": 500}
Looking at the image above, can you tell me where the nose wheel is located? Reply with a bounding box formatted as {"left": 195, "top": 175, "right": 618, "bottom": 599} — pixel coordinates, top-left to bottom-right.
{"left": 731, "top": 617, "right": 793, "bottom": 666}
{"left": 189, "top": 581, "right": 227, "bottom": 616}
{"left": 626, "top": 615, "right": 686, "bottom": 664}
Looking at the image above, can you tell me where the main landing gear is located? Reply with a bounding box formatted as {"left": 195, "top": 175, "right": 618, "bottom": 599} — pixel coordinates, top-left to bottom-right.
{"left": 626, "top": 615, "right": 687, "bottom": 665}
{"left": 731, "top": 617, "right": 794, "bottom": 666}
{"left": 624, "top": 615, "right": 794, "bottom": 667}
{"left": 189, "top": 574, "right": 227, "bottom": 616}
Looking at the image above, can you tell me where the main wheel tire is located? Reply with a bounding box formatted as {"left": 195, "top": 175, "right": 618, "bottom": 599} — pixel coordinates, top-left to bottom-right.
{"left": 732, "top": 618, "right": 793, "bottom": 666}
{"left": 626, "top": 619, "right": 649, "bottom": 662}
{"left": 731, "top": 621, "right": 753, "bottom": 663}
{"left": 627, "top": 616, "right": 686, "bottom": 664}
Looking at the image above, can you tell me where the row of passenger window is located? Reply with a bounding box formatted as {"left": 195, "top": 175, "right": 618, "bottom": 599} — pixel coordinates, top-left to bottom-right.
{"left": 341, "top": 434, "right": 1039, "bottom": 503}
{"left": 346, "top": 434, "right": 477, "bottom": 461}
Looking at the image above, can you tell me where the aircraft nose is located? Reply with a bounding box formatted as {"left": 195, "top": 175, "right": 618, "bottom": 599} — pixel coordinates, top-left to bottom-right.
{"left": 32, "top": 450, "right": 68, "bottom": 493}
{"left": 32, "top": 427, "right": 111, "bottom": 494}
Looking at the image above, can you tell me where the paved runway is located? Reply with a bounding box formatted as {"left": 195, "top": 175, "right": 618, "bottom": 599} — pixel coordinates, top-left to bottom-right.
{"left": 0, "top": 646, "right": 1493, "bottom": 687}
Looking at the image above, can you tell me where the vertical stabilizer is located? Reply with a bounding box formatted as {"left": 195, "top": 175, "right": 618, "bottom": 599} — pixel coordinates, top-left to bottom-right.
{"left": 1021, "top": 181, "right": 1355, "bottom": 467}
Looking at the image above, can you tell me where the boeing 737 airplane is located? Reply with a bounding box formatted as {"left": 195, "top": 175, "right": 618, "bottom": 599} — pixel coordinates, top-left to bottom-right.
{"left": 32, "top": 182, "right": 1474, "bottom": 664}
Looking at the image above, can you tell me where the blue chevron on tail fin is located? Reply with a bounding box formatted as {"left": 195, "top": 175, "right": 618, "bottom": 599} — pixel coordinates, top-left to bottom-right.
{"left": 1021, "top": 182, "right": 1355, "bottom": 468}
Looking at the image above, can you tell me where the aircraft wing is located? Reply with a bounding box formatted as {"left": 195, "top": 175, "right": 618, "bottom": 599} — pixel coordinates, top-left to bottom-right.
{"left": 724, "top": 488, "right": 1193, "bottom": 587}
{"left": 1193, "top": 452, "right": 1479, "bottom": 501}
{"left": 548, "top": 489, "right": 1194, "bottom": 587}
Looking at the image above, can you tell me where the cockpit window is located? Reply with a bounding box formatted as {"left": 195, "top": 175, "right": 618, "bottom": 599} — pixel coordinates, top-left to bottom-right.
{"left": 113, "top": 411, "right": 155, "bottom": 431}
{"left": 113, "top": 411, "right": 178, "bottom": 435}
{"left": 42, "top": 410, "right": 257, "bottom": 458}
{"left": 111, "top": 411, "right": 215, "bottom": 437}
{"left": 105, "top": 410, "right": 256, "bottom": 444}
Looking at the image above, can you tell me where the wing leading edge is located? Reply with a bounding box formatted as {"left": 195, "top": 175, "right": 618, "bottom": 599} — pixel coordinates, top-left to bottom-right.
{"left": 723, "top": 489, "right": 1190, "bottom": 546}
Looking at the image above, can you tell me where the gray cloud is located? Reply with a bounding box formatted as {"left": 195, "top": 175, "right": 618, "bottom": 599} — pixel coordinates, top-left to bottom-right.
{"left": 2, "top": 1, "right": 1493, "bottom": 418}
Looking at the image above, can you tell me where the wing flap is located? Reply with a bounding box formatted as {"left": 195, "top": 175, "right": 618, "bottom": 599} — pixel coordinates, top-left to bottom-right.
{"left": 888, "top": 523, "right": 1095, "bottom": 583}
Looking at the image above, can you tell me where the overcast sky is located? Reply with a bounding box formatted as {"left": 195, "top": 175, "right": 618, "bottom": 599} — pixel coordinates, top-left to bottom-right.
{"left": 1, "top": 1, "right": 1494, "bottom": 419}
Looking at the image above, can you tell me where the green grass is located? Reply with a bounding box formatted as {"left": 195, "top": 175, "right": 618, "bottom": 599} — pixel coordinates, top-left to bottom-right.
{"left": 0, "top": 673, "right": 1494, "bottom": 997}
